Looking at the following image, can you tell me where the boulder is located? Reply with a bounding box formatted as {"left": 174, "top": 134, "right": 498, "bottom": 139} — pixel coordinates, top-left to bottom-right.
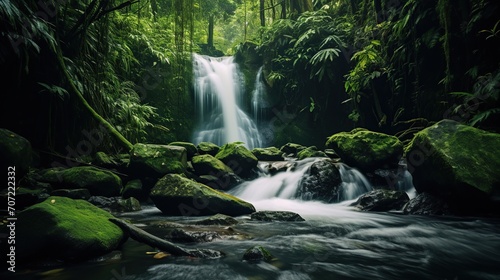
{"left": 242, "top": 245, "right": 275, "bottom": 263}
{"left": 121, "top": 179, "right": 147, "bottom": 201}
{"left": 402, "top": 193, "right": 451, "bottom": 215}
{"left": 16, "top": 196, "right": 126, "bottom": 261}
{"left": 350, "top": 189, "right": 409, "bottom": 211}
{"left": 297, "top": 159, "right": 342, "bottom": 202}
{"left": 129, "top": 143, "right": 187, "bottom": 177}
{"left": 197, "top": 142, "right": 220, "bottom": 156}
{"left": 194, "top": 213, "right": 239, "bottom": 226}
{"left": 192, "top": 154, "right": 234, "bottom": 176}
{"left": 404, "top": 119, "right": 500, "bottom": 215}
{"left": 169, "top": 228, "right": 220, "bottom": 243}
{"left": 150, "top": 174, "right": 255, "bottom": 216}
{"left": 297, "top": 146, "right": 327, "bottom": 160}
{"left": 280, "top": 143, "right": 306, "bottom": 156}
{"left": 215, "top": 142, "right": 258, "bottom": 178}
{"left": 169, "top": 141, "right": 198, "bottom": 159}
{"left": 250, "top": 211, "right": 305, "bottom": 222}
{"left": 37, "top": 166, "right": 122, "bottom": 197}
{"left": 50, "top": 188, "right": 91, "bottom": 200}
{"left": 326, "top": 129, "right": 403, "bottom": 172}
{"left": 197, "top": 173, "right": 243, "bottom": 191}
{"left": 88, "top": 196, "right": 141, "bottom": 212}
{"left": 0, "top": 128, "right": 32, "bottom": 182}
{"left": 251, "top": 147, "right": 283, "bottom": 161}
{"left": 268, "top": 161, "right": 296, "bottom": 175}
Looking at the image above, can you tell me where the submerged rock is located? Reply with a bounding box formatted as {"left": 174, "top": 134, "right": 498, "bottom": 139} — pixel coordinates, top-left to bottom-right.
{"left": 129, "top": 143, "right": 187, "bottom": 177}
{"left": 251, "top": 211, "right": 305, "bottom": 222}
{"left": 169, "top": 228, "right": 221, "bottom": 243}
{"left": 194, "top": 213, "right": 239, "bottom": 226}
{"left": 297, "top": 146, "right": 328, "bottom": 160}
{"left": 197, "top": 142, "right": 221, "bottom": 156}
{"left": 17, "top": 196, "right": 126, "bottom": 261}
{"left": 0, "top": 128, "right": 33, "bottom": 182}
{"left": 242, "top": 245, "right": 275, "bottom": 263}
{"left": 297, "top": 159, "right": 342, "bottom": 202}
{"left": 351, "top": 189, "right": 409, "bottom": 211}
{"left": 215, "top": 142, "right": 258, "bottom": 178}
{"left": 251, "top": 147, "right": 284, "bottom": 161}
{"left": 405, "top": 119, "right": 500, "bottom": 215}
{"left": 169, "top": 141, "right": 198, "bottom": 159}
{"left": 326, "top": 129, "right": 403, "bottom": 172}
{"left": 403, "top": 193, "right": 451, "bottom": 215}
{"left": 37, "top": 166, "right": 122, "bottom": 197}
{"left": 88, "top": 196, "right": 141, "bottom": 212}
{"left": 150, "top": 174, "right": 255, "bottom": 216}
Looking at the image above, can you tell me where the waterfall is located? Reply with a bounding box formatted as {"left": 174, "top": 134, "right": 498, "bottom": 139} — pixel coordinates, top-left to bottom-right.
{"left": 251, "top": 66, "right": 267, "bottom": 125}
{"left": 192, "top": 54, "right": 262, "bottom": 149}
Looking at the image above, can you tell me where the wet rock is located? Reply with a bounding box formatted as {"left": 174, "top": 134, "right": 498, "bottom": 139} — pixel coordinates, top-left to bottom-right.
{"left": 405, "top": 119, "right": 500, "bottom": 216}
{"left": 268, "top": 161, "right": 296, "bottom": 175}
{"left": 215, "top": 142, "right": 258, "bottom": 178}
{"left": 297, "top": 159, "right": 342, "bottom": 202}
{"left": 169, "top": 228, "right": 221, "bottom": 243}
{"left": 251, "top": 147, "right": 284, "bottom": 161}
{"left": 17, "top": 196, "right": 126, "bottom": 261}
{"left": 88, "top": 196, "right": 141, "bottom": 212}
{"left": 192, "top": 154, "right": 233, "bottom": 176}
{"left": 280, "top": 143, "right": 306, "bottom": 157}
{"left": 0, "top": 128, "right": 33, "bottom": 183}
{"left": 326, "top": 129, "right": 403, "bottom": 172}
{"left": 121, "top": 179, "right": 147, "bottom": 201}
{"left": 402, "top": 193, "right": 451, "bottom": 215}
{"left": 242, "top": 245, "right": 275, "bottom": 263}
{"left": 198, "top": 173, "right": 243, "bottom": 191}
{"left": 251, "top": 211, "right": 305, "bottom": 222}
{"left": 129, "top": 143, "right": 187, "bottom": 178}
{"left": 37, "top": 166, "right": 122, "bottom": 197}
{"left": 150, "top": 174, "right": 255, "bottom": 216}
{"left": 195, "top": 213, "right": 239, "bottom": 226}
{"left": 197, "top": 142, "right": 221, "bottom": 156}
{"left": 1, "top": 187, "right": 49, "bottom": 210}
{"left": 351, "top": 189, "right": 409, "bottom": 211}
{"left": 51, "top": 188, "right": 91, "bottom": 200}
{"left": 169, "top": 141, "right": 198, "bottom": 160}
{"left": 297, "top": 146, "right": 328, "bottom": 160}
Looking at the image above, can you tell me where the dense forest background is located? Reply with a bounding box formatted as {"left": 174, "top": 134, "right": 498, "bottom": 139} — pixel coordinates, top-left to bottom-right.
{"left": 1, "top": 0, "right": 499, "bottom": 162}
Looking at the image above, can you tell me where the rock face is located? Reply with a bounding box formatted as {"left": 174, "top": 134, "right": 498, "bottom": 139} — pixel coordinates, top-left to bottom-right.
{"left": 326, "top": 129, "right": 403, "bottom": 172}
{"left": 129, "top": 143, "right": 187, "bottom": 177}
{"left": 17, "top": 196, "right": 126, "bottom": 261}
{"left": 297, "top": 159, "right": 342, "bottom": 202}
{"left": 403, "top": 193, "right": 451, "bottom": 215}
{"left": 405, "top": 119, "right": 500, "bottom": 215}
{"left": 169, "top": 141, "right": 198, "bottom": 159}
{"left": 351, "top": 189, "right": 409, "bottom": 211}
{"left": 250, "top": 211, "right": 305, "bottom": 222}
{"left": 0, "top": 128, "right": 32, "bottom": 182}
{"left": 251, "top": 147, "right": 283, "bottom": 161}
{"left": 215, "top": 142, "right": 258, "bottom": 178}
{"left": 150, "top": 174, "right": 255, "bottom": 216}
{"left": 38, "top": 166, "right": 122, "bottom": 197}
{"left": 297, "top": 146, "right": 328, "bottom": 160}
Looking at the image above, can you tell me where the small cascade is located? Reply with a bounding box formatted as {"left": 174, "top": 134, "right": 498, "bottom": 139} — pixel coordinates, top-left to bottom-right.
{"left": 192, "top": 54, "right": 262, "bottom": 149}
{"left": 338, "top": 163, "right": 373, "bottom": 201}
{"left": 251, "top": 66, "right": 268, "bottom": 125}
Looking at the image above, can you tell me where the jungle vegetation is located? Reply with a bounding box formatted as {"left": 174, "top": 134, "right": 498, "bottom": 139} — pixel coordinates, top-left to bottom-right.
{"left": 1, "top": 0, "right": 499, "bottom": 157}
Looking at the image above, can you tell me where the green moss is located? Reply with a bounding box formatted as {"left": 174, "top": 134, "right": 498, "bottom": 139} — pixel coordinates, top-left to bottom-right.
{"left": 251, "top": 147, "right": 283, "bottom": 161}
{"left": 17, "top": 196, "right": 126, "bottom": 261}
{"left": 215, "top": 142, "right": 258, "bottom": 177}
{"left": 169, "top": 141, "right": 198, "bottom": 159}
{"left": 192, "top": 154, "right": 233, "bottom": 175}
{"left": 129, "top": 143, "right": 187, "bottom": 176}
{"left": 242, "top": 245, "right": 275, "bottom": 263}
{"left": 297, "top": 146, "right": 328, "bottom": 160}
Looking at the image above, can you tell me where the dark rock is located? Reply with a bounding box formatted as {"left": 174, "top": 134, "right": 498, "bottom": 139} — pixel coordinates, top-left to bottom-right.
{"left": 242, "top": 245, "right": 275, "bottom": 263}
{"left": 297, "top": 159, "right": 342, "bottom": 202}
{"left": 351, "top": 189, "right": 409, "bottom": 211}
{"left": 251, "top": 211, "right": 305, "bottom": 222}
{"left": 150, "top": 174, "right": 255, "bottom": 216}
{"left": 403, "top": 193, "right": 451, "bottom": 215}
{"left": 198, "top": 173, "right": 243, "bottom": 191}
{"left": 88, "top": 196, "right": 141, "bottom": 212}
{"left": 195, "top": 213, "right": 239, "bottom": 226}
{"left": 280, "top": 143, "right": 306, "bottom": 156}
{"left": 121, "top": 179, "right": 147, "bottom": 201}
{"left": 197, "top": 142, "right": 221, "bottom": 156}
{"left": 297, "top": 146, "right": 327, "bottom": 160}
{"left": 0, "top": 128, "right": 33, "bottom": 183}
{"left": 51, "top": 188, "right": 91, "bottom": 200}
{"left": 169, "top": 228, "right": 221, "bottom": 243}
{"left": 169, "top": 141, "right": 198, "bottom": 159}
{"left": 269, "top": 161, "right": 296, "bottom": 175}
{"left": 215, "top": 142, "right": 258, "bottom": 178}
{"left": 129, "top": 143, "right": 187, "bottom": 178}
{"left": 251, "top": 147, "right": 284, "bottom": 161}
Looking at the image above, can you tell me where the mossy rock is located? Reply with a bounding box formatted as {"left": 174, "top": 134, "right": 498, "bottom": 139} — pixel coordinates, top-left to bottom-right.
{"left": 16, "top": 196, "right": 126, "bottom": 261}
{"left": 250, "top": 211, "right": 305, "bottom": 222}
{"left": 215, "top": 142, "right": 258, "bottom": 178}
{"left": 121, "top": 179, "right": 147, "bottom": 201}
{"left": 197, "top": 142, "right": 221, "bottom": 156}
{"left": 0, "top": 128, "right": 32, "bottom": 183}
{"left": 129, "top": 143, "right": 187, "bottom": 177}
{"left": 169, "top": 141, "right": 198, "bottom": 159}
{"left": 38, "top": 166, "right": 122, "bottom": 197}
{"left": 350, "top": 189, "right": 409, "bottom": 211}
{"left": 405, "top": 119, "right": 500, "bottom": 215}
{"left": 191, "top": 154, "right": 234, "bottom": 176}
{"left": 326, "top": 129, "right": 403, "bottom": 171}
{"left": 242, "top": 245, "right": 275, "bottom": 263}
{"left": 251, "top": 147, "right": 283, "bottom": 161}
{"left": 150, "top": 174, "right": 255, "bottom": 216}
{"left": 280, "top": 143, "right": 306, "bottom": 156}
{"left": 297, "top": 146, "right": 327, "bottom": 160}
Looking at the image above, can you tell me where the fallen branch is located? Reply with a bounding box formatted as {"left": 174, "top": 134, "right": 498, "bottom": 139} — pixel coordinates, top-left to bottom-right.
{"left": 109, "top": 218, "right": 224, "bottom": 259}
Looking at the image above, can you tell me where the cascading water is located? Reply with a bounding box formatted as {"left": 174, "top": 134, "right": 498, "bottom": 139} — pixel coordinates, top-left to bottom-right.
{"left": 251, "top": 66, "right": 268, "bottom": 125}
{"left": 192, "top": 54, "right": 262, "bottom": 149}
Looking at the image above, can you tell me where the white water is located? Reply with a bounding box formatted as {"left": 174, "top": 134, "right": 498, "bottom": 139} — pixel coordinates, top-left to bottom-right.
{"left": 251, "top": 66, "right": 268, "bottom": 125}
{"left": 192, "top": 54, "right": 263, "bottom": 149}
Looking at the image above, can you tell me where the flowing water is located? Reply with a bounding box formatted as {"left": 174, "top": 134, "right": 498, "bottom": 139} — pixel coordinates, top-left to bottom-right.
{"left": 192, "top": 54, "right": 262, "bottom": 149}
{"left": 9, "top": 159, "right": 500, "bottom": 280}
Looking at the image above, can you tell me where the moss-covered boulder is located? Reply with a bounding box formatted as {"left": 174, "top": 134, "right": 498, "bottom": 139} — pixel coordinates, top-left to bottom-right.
{"left": 405, "top": 119, "right": 500, "bottom": 215}
{"left": 197, "top": 142, "right": 220, "bottom": 156}
{"left": 129, "top": 143, "right": 187, "bottom": 177}
{"left": 17, "top": 196, "right": 126, "bottom": 261}
{"left": 51, "top": 188, "right": 91, "bottom": 200}
{"left": 169, "top": 141, "right": 198, "bottom": 159}
{"left": 192, "top": 154, "right": 234, "bottom": 176}
{"left": 280, "top": 143, "right": 306, "bottom": 156}
{"left": 215, "top": 142, "right": 258, "bottom": 178}
{"left": 326, "top": 129, "right": 403, "bottom": 171}
{"left": 297, "top": 146, "right": 328, "bottom": 160}
{"left": 121, "top": 179, "right": 147, "bottom": 201}
{"left": 38, "top": 166, "right": 122, "bottom": 197}
{"left": 251, "top": 147, "right": 283, "bottom": 161}
{"left": 351, "top": 189, "right": 409, "bottom": 211}
{"left": 0, "top": 128, "right": 32, "bottom": 183}
{"left": 150, "top": 174, "right": 255, "bottom": 216}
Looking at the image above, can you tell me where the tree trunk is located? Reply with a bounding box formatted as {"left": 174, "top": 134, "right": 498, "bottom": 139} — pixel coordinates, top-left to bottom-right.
{"left": 260, "top": 0, "right": 265, "bottom": 26}
{"left": 290, "top": 0, "right": 313, "bottom": 16}
{"left": 208, "top": 14, "right": 214, "bottom": 48}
